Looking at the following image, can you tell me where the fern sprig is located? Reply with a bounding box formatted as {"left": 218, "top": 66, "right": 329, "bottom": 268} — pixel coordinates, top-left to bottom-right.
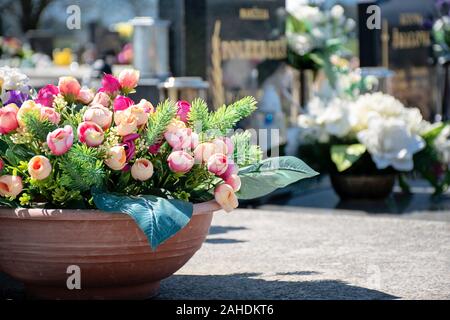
{"left": 188, "top": 98, "right": 210, "bottom": 131}
{"left": 59, "top": 144, "right": 106, "bottom": 192}
{"left": 145, "top": 99, "right": 177, "bottom": 146}
{"left": 22, "top": 112, "right": 57, "bottom": 142}
{"left": 208, "top": 96, "right": 257, "bottom": 134}
{"left": 231, "top": 131, "right": 263, "bottom": 167}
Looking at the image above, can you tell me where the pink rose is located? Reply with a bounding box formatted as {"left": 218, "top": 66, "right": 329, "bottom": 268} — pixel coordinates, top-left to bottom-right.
{"left": 0, "top": 158, "right": 4, "bottom": 171}
{"left": 58, "top": 76, "right": 81, "bottom": 100}
{"left": 105, "top": 145, "right": 127, "bottom": 171}
{"left": 115, "top": 110, "right": 138, "bottom": 136}
{"left": 214, "top": 184, "right": 238, "bottom": 213}
{"left": 118, "top": 69, "right": 140, "bottom": 93}
{"left": 113, "top": 95, "right": 134, "bottom": 112}
{"left": 35, "top": 84, "right": 59, "bottom": 107}
{"left": 77, "top": 87, "right": 94, "bottom": 104}
{"left": 40, "top": 107, "right": 61, "bottom": 125}
{"left": 131, "top": 158, "right": 154, "bottom": 181}
{"left": 129, "top": 104, "right": 150, "bottom": 127}
{"left": 28, "top": 156, "right": 52, "bottom": 180}
{"left": 220, "top": 162, "right": 239, "bottom": 180}
{"left": 0, "top": 175, "right": 23, "bottom": 198}
{"left": 47, "top": 125, "right": 74, "bottom": 156}
{"left": 148, "top": 142, "right": 162, "bottom": 155}
{"left": 225, "top": 174, "right": 241, "bottom": 192}
{"left": 91, "top": 92, "right": 111, "bottom": 108}
{"left": 167, "top": 151, "right": 195, "bottom": 174}
{"left": 164, "top": 127, "right": 193, "bottom": 150}
{"left": 0, "top": 104, "right": 19, "bottom": 134}
{"left": 193, "top": 142, "right": 216, "bottom": 164}
{"left": 84, "top": 104, "right": 113, "bottom": 130}
{"left": 176, "top": 100, "right": 191, "bottom": 123}
{"left": 77, "top": 121, "right": 104, "bottom": 147}
{"left": 101, "top": 74, "right": 121, "bottom": 96}
{"left": 207, "top": 153, "right": 228, "bottom": 176}
{"left": 222, "top": 137, "right": 234, "bottom": 155}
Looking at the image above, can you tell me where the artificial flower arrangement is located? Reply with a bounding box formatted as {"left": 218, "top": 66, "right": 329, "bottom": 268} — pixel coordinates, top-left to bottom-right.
{"left": 431, "top": 0, "right": 450, "bottom": 61}
{"left": 286, "top": 3, "right": 355, "bottom": 86}
{"left": 297, "top": 91, "right": 450, "bottom": 196}
{"left": 0, "top": 67, "right": 317, "bottom": 249}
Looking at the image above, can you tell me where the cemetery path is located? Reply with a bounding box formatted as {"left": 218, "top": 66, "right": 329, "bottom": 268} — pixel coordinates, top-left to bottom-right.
{"left": 160, "top": 208, "right": 450, "bottom": 300}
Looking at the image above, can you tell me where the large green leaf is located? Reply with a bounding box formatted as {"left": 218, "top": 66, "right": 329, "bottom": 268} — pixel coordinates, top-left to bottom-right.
{"left": 92, "top": 190, "right": 193, "bottom": 250}
{"left": 236, "top": 156, "right": 319, "bottom": 200}
{"left": 331, "top": 144, "right": 367, "bottom": 172}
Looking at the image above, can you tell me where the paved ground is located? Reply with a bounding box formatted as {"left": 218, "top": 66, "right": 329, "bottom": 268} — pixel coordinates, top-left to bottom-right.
{"left": 158, "top": 208, "right": 450, "bottom": 300}
{"left": 2, "top": 179, "right": 450, "bottom": 300}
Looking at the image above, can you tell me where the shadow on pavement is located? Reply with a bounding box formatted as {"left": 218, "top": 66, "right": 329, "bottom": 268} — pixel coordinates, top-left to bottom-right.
{"left": 159, "top": 273, "right": 398, "bottom": 300}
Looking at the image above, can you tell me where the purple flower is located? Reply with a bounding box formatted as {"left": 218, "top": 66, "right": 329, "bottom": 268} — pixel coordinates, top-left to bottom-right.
{"left": 121, "top": 133, "right": 140, "bottom": 167}
{"left": 3, "top": 90, "right": 29, "bottom": 107}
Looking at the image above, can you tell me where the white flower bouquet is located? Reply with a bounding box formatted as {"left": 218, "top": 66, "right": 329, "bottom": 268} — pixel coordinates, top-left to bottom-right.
{"left": 298, "top": 92, "right": 450, "bottom": 195}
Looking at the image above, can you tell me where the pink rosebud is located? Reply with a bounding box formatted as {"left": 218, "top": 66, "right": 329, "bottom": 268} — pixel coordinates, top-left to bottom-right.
{"left": 84, "top": 104, "right": 113, "bottom": 130}
{"left": 212, "top": 138, "right": 228, "bottom": 154}
{"left": 176, "top": 100, "right": 191, "bottom": 123}
{"left": 0, "top": 104, "right": 19, "bottom": 134}
{"left": 77, "top": 87, "right": 94, "bottom": 104}
{"left": 225, "top": 174, "right": 241, "bottom": 192}
{"left": 220, "top": 162, "right": 239, "bottom": 180}
{"left": 194, "top": 142, "right": 216, "bottom": 164}
{"left": 101, "top": 74, "right": 121, "bottom": 96}
{"left": 222, "top": 137, "right": 234, "bottom": 155}
{"left": 40, "top": 107, "right": 61, "bottom": 125}
{"left": 131, "top": 158, "right": 154, "bottom": 181}
{"left": 105, "top": 145, "right": 127, "bottom": 171}
{"left": 28, "top": 156, "right": 52, "bottom": 180}
{"left": 167, "top": 151, "right": 195, "bottom": 174}
{"left": 46, "top": 125, "right": 74, "bottom": 156}
{"left": 166, "top": 119, "right": 186, "bottom": 133}
{"left": 207, "top": 153, "right": 228, "bottom": 176}
{"left": 0, "top": 175, "right": 23, "bottom": 198}
{"left": 58, "top": 76, "right": 81, "bottom": 100}
{"left": 164, "top": 127, "right": 193, "bottom": 150}
{"left": 91, "top": 92, "right": 111, "bottom": 108}
{"left": 136, "top": 99, "right": 154, "bottom": 113}
{"left": 191, "top": 132, "right": 200, "bottom": 150}
{"left": 214, "top": 184, "right": 239, "bottom": 213}
{"left": 118, "top": 69, "right": 140, "bottom": 92}
{"left": 77, "top": 121, "right": 104, "bottom": 147}
{"left": 0, "top": 158, "right": 4, "bottom": 171}
{"left": 113, "top": 95, "right": 134, "bottom": 112}
{"left": 35, "top": 84, "right": 59, "bottom": 107}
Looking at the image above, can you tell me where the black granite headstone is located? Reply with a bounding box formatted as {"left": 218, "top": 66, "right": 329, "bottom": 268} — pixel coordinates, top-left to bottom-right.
{"left": 358, "top": 0, "right": 437, "bottom": 119}
{"left": 161, "top": 0, "right": 286, "bottom": 108}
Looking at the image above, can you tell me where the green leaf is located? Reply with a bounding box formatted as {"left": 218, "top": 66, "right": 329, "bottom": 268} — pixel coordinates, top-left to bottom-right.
{"left": 92, "top": 190, "right": 193, "bottom": 250}
{"left": 331, "top": 144, "right": 367, "bottom": 172}
{"left": 236, "top": 156, "right": 319, "bottom": 200}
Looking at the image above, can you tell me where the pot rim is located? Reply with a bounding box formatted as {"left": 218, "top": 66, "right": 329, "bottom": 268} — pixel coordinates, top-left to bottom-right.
{"left": 0, "top": 200, "right": 221, "bottom": 220}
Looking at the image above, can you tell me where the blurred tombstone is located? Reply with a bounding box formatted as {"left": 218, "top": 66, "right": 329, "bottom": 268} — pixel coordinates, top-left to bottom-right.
{"left": 358, "top": 0, "right": 437, "bottom": 120}
{"left": 160, "top": 0, "right": 288, "bottom": 152}
{"left": 158, "top": 77, "right": 209, "bottom": 102}
{"left": 26, "top": 30, "right": 54, "bottom": 57}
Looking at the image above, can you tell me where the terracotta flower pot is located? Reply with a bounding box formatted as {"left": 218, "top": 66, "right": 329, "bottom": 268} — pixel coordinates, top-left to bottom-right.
{"left": 330, "top": 174, "right": 396, "bottom": 200}
{"left": 0, "top": 201, "right": 221, "bottom": 300}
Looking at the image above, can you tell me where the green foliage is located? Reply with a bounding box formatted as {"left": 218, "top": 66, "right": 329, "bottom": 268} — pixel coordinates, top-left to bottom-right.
{"left": 145, "top": 100, "right": 177, "bottom": 146}
{"left": 331, "top": 144, "right": 367, "bottom": 172}
{"left": 207, "top": 97, "right": 257, "bottom": 134}
{"left": 59, "top": 144, "right": 106, "bottom": 192}
{"left": 237, "top": 156, "right": 319, "bottom": 200}
{"left": 22, "top": 112, "right": 57, "bottom": 142}
{"left": 231, "top": 131, "right": 263, "bottom": 167}
{"left": 188, "top": 98, "right": 210, "bottom": 130}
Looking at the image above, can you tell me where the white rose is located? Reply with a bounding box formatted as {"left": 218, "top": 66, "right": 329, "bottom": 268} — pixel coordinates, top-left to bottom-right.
{"left": 330, "top": 5, "right": 344, "bottom": 20}
{"left": 357, "top": 116, "right": 425, "bottom": 171}
{"left": 317, "top": 98, "right": 352, "bottom": 138}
